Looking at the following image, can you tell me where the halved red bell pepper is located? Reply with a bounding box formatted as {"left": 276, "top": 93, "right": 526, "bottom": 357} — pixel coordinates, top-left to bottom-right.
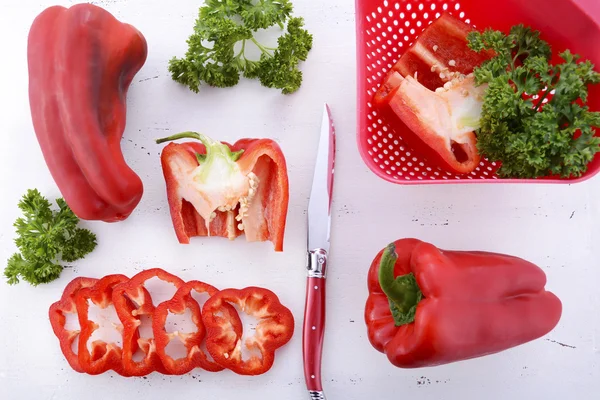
{"left": 152, "top": 280, "right": 240, "bottom": 374}
{"left": 112, "top": 268, "right": 185, "bottom": 376}
{"left": 49, "top": 277, "right": 98, "bottom": 372}
{"left": 27, "top": 4, "right": 147, "bottom": 222}
{"left": 374, "top": 13, "right": 494, "bottom": 174}
{"left": 202, "top": 287, "right": 294, "bottom": 375}
{"left": 156, "top": 132, "right": 289, "bottom": 251}
{"left": 364, "top": 239, "right": 562, "bottom": 368}
{"left": 75, "top": 274, "right": 132, "bottom": 376}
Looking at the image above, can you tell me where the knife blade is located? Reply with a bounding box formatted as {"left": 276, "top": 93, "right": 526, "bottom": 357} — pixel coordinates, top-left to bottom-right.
{"left": 303, "top": 104, "right": 336, "bottom": 400}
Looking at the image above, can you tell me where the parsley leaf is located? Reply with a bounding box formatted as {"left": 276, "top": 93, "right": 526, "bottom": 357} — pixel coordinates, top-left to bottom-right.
{"left": 467, "top": 25, "right": 600, "bottom": 178}
{"left": 4, "top": 189, "right": 98, "bottom": 286}
{"left": 169, "top": 0, "right": 312, "bottom": 94}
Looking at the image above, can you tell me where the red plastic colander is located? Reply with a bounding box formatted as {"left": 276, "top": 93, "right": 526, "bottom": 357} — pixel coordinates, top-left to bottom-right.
{"left": 355, "top": 0, "right": 600, "bottom": 184}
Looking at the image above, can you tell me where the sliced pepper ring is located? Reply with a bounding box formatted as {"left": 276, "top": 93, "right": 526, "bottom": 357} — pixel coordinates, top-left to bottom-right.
{"left": 153, "top": 280, "right": 241, "bottom": 374}
{"left": 75, "top": 274, "right": 132, "bottom": 376}
{"left": 49, "top": 277, "right": 98, "bottom": 372}
{"left": 112, "top": 268, "right": 185, "bottom": 376}
{"left": 202, "top": 287, "right": 294, "bottom": 376}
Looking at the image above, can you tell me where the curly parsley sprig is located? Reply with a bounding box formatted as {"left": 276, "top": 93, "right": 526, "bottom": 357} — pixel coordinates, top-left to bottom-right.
{"left": 4, "top": 189, "right": 97, "bottom": 286}
{"left": 169, "top": 0, "right": 313, "bottom": 94}
{"left": 467, "top": 25, "right": 600, "bottom": 179}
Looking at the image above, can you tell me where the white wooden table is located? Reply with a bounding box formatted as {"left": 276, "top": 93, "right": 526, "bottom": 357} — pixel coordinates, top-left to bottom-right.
{"left": 0, "top": 1, "right": 598, "bottom": 399}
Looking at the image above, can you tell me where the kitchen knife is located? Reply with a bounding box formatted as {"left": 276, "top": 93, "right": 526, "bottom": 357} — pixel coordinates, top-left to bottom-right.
{"left": 303, "top": 104, "right": 336, "bottom": 400}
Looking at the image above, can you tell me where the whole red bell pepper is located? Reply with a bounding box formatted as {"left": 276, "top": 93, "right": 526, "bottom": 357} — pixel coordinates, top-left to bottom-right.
{"left": 27, "top": 4, "right": 147, "bottom": 222}
{"left": 75, "top": 274, "right": 132, "bottom": 376}
{"left": 202, "top": 287, "right": 294, "bottom": 375}
{"left": 364, "top": 239, "right": 562, "bottom": 368}
{"left": 112, "top": 269, "right": 185, "bottom": 376}
{"left": 373, "top": 13, "right": 494, "bottom": 174}
{"left": 49, "top": 277, "right": 98, "bottom": 372}
{"left": 156, "top": 132, "right": 289, "bottom": 251}
{"left": 152, "top": 280, "right": 239, "bottom": 374}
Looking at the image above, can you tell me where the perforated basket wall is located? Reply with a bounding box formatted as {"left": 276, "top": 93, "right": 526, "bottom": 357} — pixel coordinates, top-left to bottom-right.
{"left": 355, "top": 0, "right": 600, "bottom": 184}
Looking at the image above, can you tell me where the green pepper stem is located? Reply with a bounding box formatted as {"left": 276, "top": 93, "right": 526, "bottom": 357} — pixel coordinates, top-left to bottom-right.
{"left": 155, "top": 131, "right": 202, "bottom": 144}
{"left": 156, "top": 131, "right": 244, "bottom": 167}
{"left": 379, "top": 243, "right": 423, "bottom": 326}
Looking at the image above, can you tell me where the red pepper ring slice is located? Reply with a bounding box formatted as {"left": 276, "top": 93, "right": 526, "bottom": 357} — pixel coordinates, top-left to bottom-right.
{"left": 49, "top": 277, "right": 98, "bottom": 372}
{"left": 112, "top": 268, "right": 185, "bottom": 376}
{"left": 153, "top": 280, "right": 240, "bottom": 374}
{"left": 202, "top": 287, "right": 295, "bottom": 376}
{"left": 75, "top": 274, "right": 131, "bottom": 376}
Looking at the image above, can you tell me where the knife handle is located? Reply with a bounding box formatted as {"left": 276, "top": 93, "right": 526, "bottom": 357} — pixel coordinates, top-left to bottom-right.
{"left": 303, "top": 275, "right": 326, "bottom": 393}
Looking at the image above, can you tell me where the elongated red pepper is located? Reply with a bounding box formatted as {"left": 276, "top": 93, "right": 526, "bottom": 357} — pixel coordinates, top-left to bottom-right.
{"left": 49, "top": 277, "right": 98, "bottom": 372}
{"left": 112, "top": 269, "right": 185, "bottom": 376}
{"left": 153, "top": 280, "right": 243, "bottom": 374}
{"left": 156, "top": 133, "right": 289, "bottom": 251}
{"left": 75, "top": 274, "right": 132, "bottom": 376}
{"left": 202, "top": 287, "right": 294, "bottom": 375}
{"left": 374, "top": 13, "right": 494, "bottom": 174}
{"left": 364, "top": 239, "right": 562, "bottom": 368}
{"left": 27, "top": 4, "right": 147, "bottom": 222}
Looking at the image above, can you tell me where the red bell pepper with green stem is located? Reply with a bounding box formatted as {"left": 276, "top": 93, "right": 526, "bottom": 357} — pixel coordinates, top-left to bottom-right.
{"left": 374, "top": 13, "right": 494, "bottom": 174}
{"left": 364, "top": 239, "right": 562, "bottom": 368}
{"left": 49, "top": 277, "right": 98, "bottom": 372}
{"left": 202, "top": 287, "right": 294, "bottom": 375}
{"left": 75, "top": 274, "right": 132, "bottom": 376}
{"left": 112, "top": 269, "right": 185, "bottom": 376}
{"left": 156, "top": 132, "right": 289, "bottom": 251}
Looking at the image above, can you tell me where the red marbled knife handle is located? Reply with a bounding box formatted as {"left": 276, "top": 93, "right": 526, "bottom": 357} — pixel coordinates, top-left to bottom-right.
{"left": 303, "top": 276, "right": 326, "bottom": 394}
{"left": 303, "top": 249, "right": 328, "bottom": 399}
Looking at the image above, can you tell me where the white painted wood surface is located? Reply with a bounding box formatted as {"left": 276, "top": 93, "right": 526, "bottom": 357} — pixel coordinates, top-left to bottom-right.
{"left": 0, "top": 0, "right": 598, "bottom": 399}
